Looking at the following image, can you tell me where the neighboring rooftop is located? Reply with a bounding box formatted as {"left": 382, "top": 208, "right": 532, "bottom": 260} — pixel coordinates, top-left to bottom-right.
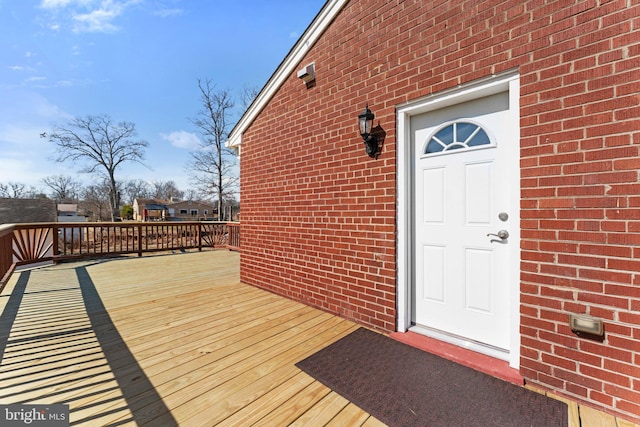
{"left": 0, "top": 198, "right": 57, "bottom": 224}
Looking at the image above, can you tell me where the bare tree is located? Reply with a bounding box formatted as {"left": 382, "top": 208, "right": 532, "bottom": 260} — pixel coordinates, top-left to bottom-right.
{"left": 123, "top": 179, "right": 152, "bottom": 205}
{"left": 42, "top": 175, "right": 82, "bottom": 203}
{"left": 80, "top": 182, "right": 112, "bottom": 221}
{"left": 239, "top": 84, "right": 260, "bottom": 110}
{"left": 48, "top": 114, "right": 148, "bottom": 221}
{"left": 187, "top": 79, "right": 239, "bottom": 220}
{"left": 0, "top": 182, "right": 23, "bottom": 198}
{"left": 182, "top": 188, "right": 199, "bottom": 202}
{"left": 151, "top": 180, "right": 183, "bottom": 201}
{"left": 0, "top": 182, "right": 41, "bottom": 198}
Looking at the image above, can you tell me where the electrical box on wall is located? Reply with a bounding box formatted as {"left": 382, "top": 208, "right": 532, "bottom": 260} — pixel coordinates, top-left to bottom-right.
{"left": 297, "top": 63, "right": 315, "bottom": 84}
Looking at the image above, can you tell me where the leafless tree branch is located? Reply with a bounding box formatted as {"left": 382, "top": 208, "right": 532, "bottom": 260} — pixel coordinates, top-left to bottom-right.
{"left": 48, "top": 114, "right": 149, "bottom": 220}
{"left": 187, "top": 79, "right": 238, "bottom": 219}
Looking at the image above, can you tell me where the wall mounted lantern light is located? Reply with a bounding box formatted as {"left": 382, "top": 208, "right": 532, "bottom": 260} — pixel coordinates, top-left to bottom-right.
{"left": 358, "top": 104, "right": 380, "bottom": 158}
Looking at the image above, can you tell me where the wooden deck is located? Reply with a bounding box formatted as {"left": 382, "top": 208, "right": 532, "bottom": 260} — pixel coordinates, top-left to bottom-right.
{"left": 0, "top": 250, "right": 636, "bottom": 426}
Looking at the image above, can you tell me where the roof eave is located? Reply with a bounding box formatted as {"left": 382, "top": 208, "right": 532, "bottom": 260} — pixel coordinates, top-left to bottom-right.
{"left": 226, "top": 0, "right": 347, "bottom": 150}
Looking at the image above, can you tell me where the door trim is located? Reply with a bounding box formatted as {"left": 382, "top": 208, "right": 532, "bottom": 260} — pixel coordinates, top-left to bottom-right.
{"left": 396, "top": 71, "right": 521, "bottom": 368}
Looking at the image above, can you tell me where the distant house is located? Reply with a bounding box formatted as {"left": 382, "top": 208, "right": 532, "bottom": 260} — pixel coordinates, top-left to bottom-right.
{"left": 0, "top": 198, "right": 57, "bottom": 225}
{"left": 56, "top": 203, "right": 86, "bottom": 238}
{"left": 166, "top": 200, "right": 216, "bottom": 221}
{"left": 132, "top": 198, "right": 167, "bottom": 222}
{"left": 57, "top": 204, "right": 78, "bottom": 217}
{"left": 56, "top": 204, "right": 85, "bottom": 222}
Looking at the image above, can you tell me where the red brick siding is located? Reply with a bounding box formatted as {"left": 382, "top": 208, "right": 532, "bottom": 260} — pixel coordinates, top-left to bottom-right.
{"left": 239, "top": 0, "right": 640, "bottom": 421}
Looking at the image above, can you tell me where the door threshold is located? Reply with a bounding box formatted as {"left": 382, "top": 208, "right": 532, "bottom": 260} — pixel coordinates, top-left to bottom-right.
{"left": 389, "top": 330, "right": 524, "bottom": 385}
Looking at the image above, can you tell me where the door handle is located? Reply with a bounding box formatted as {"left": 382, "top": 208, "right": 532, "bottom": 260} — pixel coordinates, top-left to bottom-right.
{"left": 487, "top": 230, "right": 509, "bottom": 240}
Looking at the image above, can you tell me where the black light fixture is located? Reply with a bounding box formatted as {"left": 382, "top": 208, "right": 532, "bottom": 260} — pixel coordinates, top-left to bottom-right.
{"left": 358, "top": 103, "right": 380, "bottom": 158}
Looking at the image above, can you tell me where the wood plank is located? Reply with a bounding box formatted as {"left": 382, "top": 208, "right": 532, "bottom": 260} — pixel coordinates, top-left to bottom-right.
{"left": 177, "top": 324, "right": 359, "bottom": 426}
{"left": 69, "top": 272, "right": 360, "bottom": 422}
{"left": 361, "top": 417, "right": 389, "bottom": 427}
{"left": 578, "top": 405, "right": 617, "bottom": 427}
{"left": 70, "top": 312, "right": 328, "bottom": 420}
{"left": 66, "top": 312, "right": 330, "bottom": 421}
{"left": 290, "top": 391, "right": 350, "bottom": 426}
{"left": 155, "top": 318, "right": 357, "bottom": 425}
{"left": 254, "top": 380, "right": 332, "bottom": 426}
{"left": 325, "top": 402, "right": 373, "bottom": 427}
{"left": 215, "top": 371, "right": 317, "bottom": 427}
{"left": 617, "top": 418, "right": 640, "bottom": 427}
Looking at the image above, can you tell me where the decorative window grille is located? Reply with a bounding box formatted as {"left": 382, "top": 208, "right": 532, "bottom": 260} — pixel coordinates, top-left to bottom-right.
{"left": 424, "top": 121, "right": 492, "bottom": 155}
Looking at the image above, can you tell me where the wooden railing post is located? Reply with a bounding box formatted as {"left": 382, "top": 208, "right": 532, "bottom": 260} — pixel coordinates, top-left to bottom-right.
{"left": 53, "top": 224, "right": 59, "bottom": 259}
{"left": 226, "top": 222, "right": 240, "bottom": 251}
{"left": 198, "top": 223, "right": 203, "bottom": 252}
{"left": 0, "top": 224, "right": 16, "bottom": 292}
{"left": 137, "top": 224, "right": 143, "bottom": 257}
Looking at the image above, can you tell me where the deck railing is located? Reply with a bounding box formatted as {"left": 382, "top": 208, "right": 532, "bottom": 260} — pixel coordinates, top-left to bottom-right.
{"left": 0, "top": 221, "right": 240, "bottom": 291}
{"left": 0, "top": 225, "right": 15, "bottom": 288}
{"left": 227, "top": 222, "right": 240, "bottom": 251}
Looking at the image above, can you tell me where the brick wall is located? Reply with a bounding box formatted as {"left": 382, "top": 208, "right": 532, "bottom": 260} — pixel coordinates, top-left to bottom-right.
{"left": 239, "top": 0, "right": 640, "bottom": 421}
{"left": 517, "top": 0, "right": 640, "bottom": 420}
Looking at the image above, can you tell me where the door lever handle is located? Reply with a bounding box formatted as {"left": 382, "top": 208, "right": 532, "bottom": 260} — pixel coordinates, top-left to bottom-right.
{"left": 487, "top": 230, "right": 509, "bottom": 240}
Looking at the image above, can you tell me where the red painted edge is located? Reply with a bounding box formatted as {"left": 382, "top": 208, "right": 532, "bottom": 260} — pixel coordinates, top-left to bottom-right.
{"left": 389, "top": 331, "right": 524, "bottom": 386}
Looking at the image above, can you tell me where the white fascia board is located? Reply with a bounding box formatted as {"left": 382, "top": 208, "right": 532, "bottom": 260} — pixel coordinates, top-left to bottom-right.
{"left": 226, "top": 0, "right": 347, "bottom": 149}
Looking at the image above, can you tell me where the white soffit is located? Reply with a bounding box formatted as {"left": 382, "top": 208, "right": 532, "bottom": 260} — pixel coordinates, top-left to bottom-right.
{"left": 226, "top": 0, "right": 347, "bottom": 149}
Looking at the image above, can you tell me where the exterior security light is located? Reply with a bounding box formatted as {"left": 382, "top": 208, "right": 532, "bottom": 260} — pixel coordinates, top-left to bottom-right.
{"left": 358, "top": 104, "right": 380, "bottom": 158}
{"left": 569, "top": 314, "right": 604, "bottom": 337}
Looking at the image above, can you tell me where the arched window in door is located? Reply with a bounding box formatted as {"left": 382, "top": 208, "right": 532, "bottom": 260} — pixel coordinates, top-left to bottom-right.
{"left": 424, "top": 121, "right": 493, "bottom": 155}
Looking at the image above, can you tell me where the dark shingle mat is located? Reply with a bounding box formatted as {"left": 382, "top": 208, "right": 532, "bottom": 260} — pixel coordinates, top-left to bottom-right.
{"left": 296, "top": 327, "right": 568, "bottom": 427}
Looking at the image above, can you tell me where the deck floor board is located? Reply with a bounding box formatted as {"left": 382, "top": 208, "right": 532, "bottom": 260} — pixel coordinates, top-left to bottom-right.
{"left": 0, "top": 250, "right": 636, "bottom": 426}
{"left": 0, "top": 251, "right": 379, "bottom": 426}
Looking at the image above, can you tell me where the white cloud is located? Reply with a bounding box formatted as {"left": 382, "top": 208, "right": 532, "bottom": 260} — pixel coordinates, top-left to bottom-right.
{"left": 0, "top": 91, "right": 72, "bottom": 130}
{"left": 7, "top": 65, "right": 38, "bottom": 76}
{"left": 0, "top": 126, "right": 44, "bottom": 146}
{"left": 32, "top": 96, "right": 73, "bottom": 120}
{"left": 39, "top": 0, "right": 140, "bottom": 34}
{"left": 72, "top": 3, "right": 123, "bottom": 33}
{"left": 40, "top": 0, "right": 85, "bottom": 8}
{"left": 153, "top": 8, "right": 183, "bottom": 18}
{"left": 25, "top": 76, "right": 47, "bottom": 83}
{"left": 160, "top": 130, "right": 200, "bottom": 150}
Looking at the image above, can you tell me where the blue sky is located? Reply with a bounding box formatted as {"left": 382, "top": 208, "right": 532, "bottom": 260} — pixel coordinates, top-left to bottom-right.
{"left": 0, "top": 0, "right": 325, "bottom": 193}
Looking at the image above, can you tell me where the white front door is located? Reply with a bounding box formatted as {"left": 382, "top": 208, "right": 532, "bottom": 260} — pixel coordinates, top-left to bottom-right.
{"left": 412, "top": 91, "right": 515, "bottom": 356}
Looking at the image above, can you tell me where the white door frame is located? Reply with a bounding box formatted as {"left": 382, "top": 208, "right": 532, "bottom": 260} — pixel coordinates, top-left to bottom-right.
{"left": 396, "top": 72, "right": 521, "bottom": 368}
